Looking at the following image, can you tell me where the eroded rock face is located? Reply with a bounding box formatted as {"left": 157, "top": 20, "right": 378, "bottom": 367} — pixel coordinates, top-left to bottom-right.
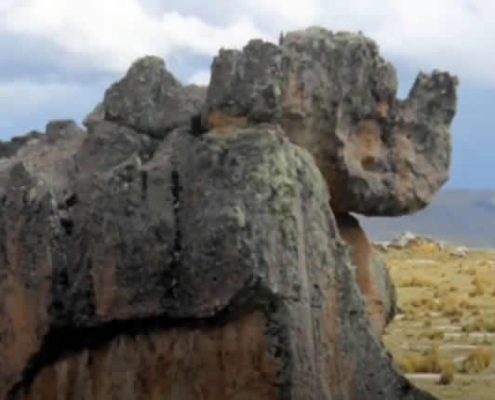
{"left": 17, "top": 312, "right": 282, "bottom": 400}
{"left": 103, "top": 55, "right": 207, "bottom": 136}
{"left": 335, "top": 213, "right": 398, "bottom": 336}
{"left": 0, "top": 120, "right": 435, "bottom": 399}
{"left": 203, "top": 26, "right": 458, "bottom": 216}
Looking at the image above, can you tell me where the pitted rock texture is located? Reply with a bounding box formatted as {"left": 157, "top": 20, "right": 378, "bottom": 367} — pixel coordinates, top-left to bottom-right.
{"left": 103, "top": 55, "right": 207, "bottom": 136}
{"left": 202, "top": 26, "right": 458, "bottom": 216}
{"left": 0, "top": 120, "right": 436, "bottom": 400}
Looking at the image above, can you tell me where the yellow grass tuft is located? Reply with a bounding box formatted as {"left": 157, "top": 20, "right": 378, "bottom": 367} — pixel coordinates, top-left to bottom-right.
{"left": 449, "top": 285, "right": 459, "bottom": 293}
{"left": 469, "top": 275, "right": 487, "bottom": 297}
{"left": 438, "top": 295, "right": 476, "bottom": 318}
{"left": 461, "top": 348, "right": 493, "bottom": 374}
{"left": 420, "top": 329, "right": 445, "bottom": 341}
{"left": 397, "top": 343, "right": 443, "bottom": 374}
{"left": 462, "top": 318, "right": 495, "bottom": 333}
{"left": 400, "top": 276, "right": 435, "bottom": 288}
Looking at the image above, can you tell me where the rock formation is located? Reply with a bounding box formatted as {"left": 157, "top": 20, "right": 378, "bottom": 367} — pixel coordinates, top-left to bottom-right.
{"left": 104, "top": 56, "right": 206, "bottom": 137}
{"left": 0, "top": 25, "right": 457, "bottom": 400}
{"left": 202, "top": 27, "right": 458, "bottom": 217}
{"left": 335, "top": 213, "right": 398, "bottom": 336}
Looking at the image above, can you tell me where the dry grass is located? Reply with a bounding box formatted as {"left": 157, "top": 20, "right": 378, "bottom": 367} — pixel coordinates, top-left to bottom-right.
{"left": 400, "top": 276, "right": 435, "bottom": 288}
{"left": 461, "top": 349, "right": 493, "bottom": 374}
{"left": 420, "top": 329, "right": 445, "bottom": 341}
{"left": 469, "top": 276, "right": 487, "bottom": 297}
{"left": 398, "top": 343, "right": 443, "bottom": 374}
{"left": 439, "top": 362, "right": 456, "bottom": 385}
{"left": 382, "top": 245, "right": 495, "bottom": 399}
{"left": 462, "top": 318, "right": 495, "bottom": 333}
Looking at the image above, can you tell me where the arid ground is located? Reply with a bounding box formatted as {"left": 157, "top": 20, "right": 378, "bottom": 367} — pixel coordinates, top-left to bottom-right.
{"left": 383, "top": 243, "right": 495, "bottom": 399}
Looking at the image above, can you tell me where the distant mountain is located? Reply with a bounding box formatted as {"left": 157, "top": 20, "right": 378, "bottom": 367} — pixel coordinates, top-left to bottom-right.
{"left": 358, "top": 189, "right": 495, "bottom": 249}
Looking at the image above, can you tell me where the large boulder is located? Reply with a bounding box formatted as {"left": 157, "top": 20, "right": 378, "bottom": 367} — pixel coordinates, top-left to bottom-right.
{"left": 202, "top": 26, "right": 458, "bottom": 216}
{"left": 102, "top": 55, "right": 207, "bottom": 136}
{"left": 0, "top": 118, "right": 435, "bottom": 399}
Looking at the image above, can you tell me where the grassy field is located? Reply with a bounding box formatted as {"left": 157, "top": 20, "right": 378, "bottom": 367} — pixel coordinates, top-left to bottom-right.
{"left": 382, "top": 242, "right": 495, "bottom": 400}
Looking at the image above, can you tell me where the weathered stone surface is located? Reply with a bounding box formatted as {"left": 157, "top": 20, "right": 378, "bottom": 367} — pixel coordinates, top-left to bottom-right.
{"left": 0, "top": 122, "right": 435, "bottom": 399}
{"left": 0, "top": 130, "right": 42, "bottom": 158}
{"left": 0, "top": 120, "right": 83, "bottom": 160}
{"left": 335, "top": 213, "right": 398, "bottom": 336}
{"left": 371, "top": 251, "right": 399, "bottom": 327}
{"left": 82, "top": 102, "right": 104, "bottom": 129}
{"left": 203, "top": 26, "right": 458, "bottom": 216}
{"left": 103, "top": 56, "right": 207, "bottom": 136}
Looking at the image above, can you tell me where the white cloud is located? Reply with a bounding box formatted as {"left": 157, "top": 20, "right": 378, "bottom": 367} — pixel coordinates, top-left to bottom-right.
{"left": 2, "top": 0, "right": 495, "bottom": 85}
{"left": 0, "top": 0, "right": 495, "bottom": 83}
{"left": 188, "top": 70, "right": 211, "bottom": 86}
{"left": 1, "top": 0, "right": 269, "bottom": 74}
{"left": 243, "top": 0, "right": 320, "bottom": 29}
{"left": 161, "top": 12, "right": 270, "bottom": 55}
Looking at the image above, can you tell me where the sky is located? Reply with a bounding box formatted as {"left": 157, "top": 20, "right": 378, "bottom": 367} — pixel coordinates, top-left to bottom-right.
{"left": 0, "top": 0, "right": 493, "bottom": 190}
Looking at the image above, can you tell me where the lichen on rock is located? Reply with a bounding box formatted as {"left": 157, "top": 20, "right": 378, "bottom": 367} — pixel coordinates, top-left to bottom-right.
{"left": 203, "top": 26, "right": 458, "bottom": 217}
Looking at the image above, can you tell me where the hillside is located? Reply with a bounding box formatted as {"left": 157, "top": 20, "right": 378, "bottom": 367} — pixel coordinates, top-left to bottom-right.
{"left": 359, "top": 189, "right": 495, "bottom": 249}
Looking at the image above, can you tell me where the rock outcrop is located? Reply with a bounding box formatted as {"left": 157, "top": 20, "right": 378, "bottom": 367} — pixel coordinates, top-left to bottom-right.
{"left": 0, "top": 121, "right": 433, "bottom": 399}
{"left": 450, "top": 246, "right": 469, "bottom": 258}
{"left": 0, "top": 25, "right": 457, "bottom": 400}
{"left": 388, "top": 231, "right": 443, "bottom": 251}
{"left": 103, "top": 56, "right": 207, "bottom": 136}
{"left": 0, "top": 130, "right": 43, "bottom": 159}
{"left": 335, "top": 213, "right": 398, "bottom": 336}
{"left": 202, "top": 27, "right": 458, "bottom": 216}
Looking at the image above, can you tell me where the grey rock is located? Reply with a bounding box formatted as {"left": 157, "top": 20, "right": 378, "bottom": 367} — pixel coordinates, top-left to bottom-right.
{"left": 390, "top": 231, "right": 422, "bottom": 249}
{"left": 45, "top": 119, "right": 83, "bottom": 136}
{"left": 0, "top": 120, "right": 83, "bottom": 160}
{"left": 371, "top": 251, "right": 399, "bottom": 326}
{"left": 103, "top": 55, "right": 207, "bottom": 136}
{"left": 389, "top": 231, "right": 442, "bottom": 250}
{"left": 82, "top": 102, "right": 105, "bottom": 129}
{"left": 373, "top": 241, "right": 391, "bottom": 252}
{"left": 335, "top": 212, "right": 398, "bottom": 337}
{"left": 451, "top": 246, "right": 469, "bottom": 258}
{"left": 203, "top": 26, "right": 458, "bottom": 217}
{"left": 0, "top": 130, "right": 42, "bottom": 158}
{"left": 0, "top": 123, "right": 435, "bottom": 399}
